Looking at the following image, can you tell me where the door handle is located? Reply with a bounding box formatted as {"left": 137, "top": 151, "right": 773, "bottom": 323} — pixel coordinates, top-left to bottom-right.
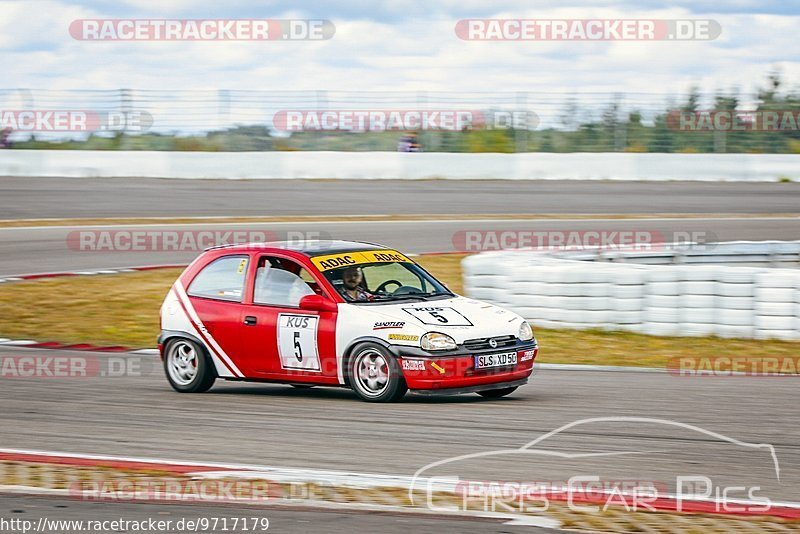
{"left": 244, "top": 316, "right": 257, "bottom": 326}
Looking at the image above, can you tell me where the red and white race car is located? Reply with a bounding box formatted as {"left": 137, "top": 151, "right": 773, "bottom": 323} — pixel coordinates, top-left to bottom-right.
{"left": 159, "top": 240, "right": 538, "bottom": 402}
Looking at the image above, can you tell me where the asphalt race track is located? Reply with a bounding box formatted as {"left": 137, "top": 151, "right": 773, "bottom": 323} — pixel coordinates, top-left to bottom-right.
{"left": 1, "top": 178, "right": 799, "bottom": 529}
{"left": 1, "top": 217, "right": 800, "bottom": 277}
{"left": 0, "top": 347, "right": 797, "bottom": 503}
{"left": 1, "top": 177, "right": 798, "bottom": 277}
{"left": 1, "top": 177, "right": 800, "bottom": 218}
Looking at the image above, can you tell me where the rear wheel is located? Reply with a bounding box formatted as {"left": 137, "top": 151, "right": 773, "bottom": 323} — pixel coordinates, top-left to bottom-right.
{"left": 477, "top": 386, "right": 518, "bottom": 399}
{"left": 349, "top": 343, "right": 407, "bottom": 402}
{"left": 164, "top": 338, "right": 216, "bottom": 393}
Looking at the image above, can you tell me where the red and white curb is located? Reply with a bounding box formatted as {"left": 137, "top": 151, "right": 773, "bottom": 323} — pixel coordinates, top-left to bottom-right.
{"left": 0, "top": 264, "right": 186, "bottom": 285}
{"left": 0, "top": 339, "right": 158, "bottom": 355}
{"left": 0, "top": 449, "right": 799, "bottom": 528}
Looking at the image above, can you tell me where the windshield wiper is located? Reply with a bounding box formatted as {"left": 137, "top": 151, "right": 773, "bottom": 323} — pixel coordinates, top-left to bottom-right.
{"left": 384, "top": 292, "right": 451, "bottom": 302}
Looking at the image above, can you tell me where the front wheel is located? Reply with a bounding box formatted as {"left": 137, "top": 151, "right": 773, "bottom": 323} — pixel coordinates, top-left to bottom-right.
{"left": 164, "top": 338, "right": 216, "bottom": 393}
{"left": 349, "top": 344, "right": 407, "bottom": 402}
{"left": 477, "top": 386, "right": 518, "bottom": 399}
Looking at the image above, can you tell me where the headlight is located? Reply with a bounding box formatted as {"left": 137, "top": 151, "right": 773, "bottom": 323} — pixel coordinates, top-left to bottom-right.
{"left": 420, "top": 332, "right": 457, "bottom": 351}
{"left": 518, "top": 321, "right": 534, "bottom": 341}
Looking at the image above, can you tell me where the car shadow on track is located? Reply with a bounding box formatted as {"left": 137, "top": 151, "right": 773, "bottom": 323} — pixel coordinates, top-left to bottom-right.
{"left": 207, "top": 383, "right": 532, "bottom": 404}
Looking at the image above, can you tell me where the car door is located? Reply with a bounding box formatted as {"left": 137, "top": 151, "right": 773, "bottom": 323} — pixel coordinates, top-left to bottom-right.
{"left": 185, "top": 255, "right": 249, "bottom": 377}
{"left": 239, "top": 255, "right": 339, "bottom": 384}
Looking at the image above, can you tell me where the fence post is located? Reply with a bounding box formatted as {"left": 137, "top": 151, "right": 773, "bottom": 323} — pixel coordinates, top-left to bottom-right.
{"left": 218, "top": 89, "right": 230, "bottom": 131}
{"left": 516, "top": 91, "right": 528, "bottom": 153}
{"left": 119, "top": 88, "right": 132, "bottom": 149}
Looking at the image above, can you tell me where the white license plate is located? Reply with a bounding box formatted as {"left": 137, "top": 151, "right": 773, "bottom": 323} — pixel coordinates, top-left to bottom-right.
{"left": 474, "top": 352, "right": 517, "bottom": 370}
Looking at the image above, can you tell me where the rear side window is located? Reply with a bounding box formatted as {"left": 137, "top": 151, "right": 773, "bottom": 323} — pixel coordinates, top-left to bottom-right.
{"left": 188, "top": 255, "right": 249, "bottom": 302}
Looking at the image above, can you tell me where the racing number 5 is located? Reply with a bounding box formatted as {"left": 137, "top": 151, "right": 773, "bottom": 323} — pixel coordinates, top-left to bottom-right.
{"left": 293, "top": 331, "right": 303, "bottom": 362}
{"left": 429, "top": 310, "right": 448, "bottom": 323}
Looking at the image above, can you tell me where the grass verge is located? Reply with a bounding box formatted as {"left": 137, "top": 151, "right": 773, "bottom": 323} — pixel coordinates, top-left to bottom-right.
{"left": 0, "top": 256, "right": 797, "bottom": 369}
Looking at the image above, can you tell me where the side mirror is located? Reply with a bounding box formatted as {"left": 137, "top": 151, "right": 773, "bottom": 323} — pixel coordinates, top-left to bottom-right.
{"left": 299, "top": 294, "right": 338, "bottom": 313}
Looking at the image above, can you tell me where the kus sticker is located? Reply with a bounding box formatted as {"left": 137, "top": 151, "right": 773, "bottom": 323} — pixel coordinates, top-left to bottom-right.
{"left": 521, "top": 350, "right": 536, "bottom": 362}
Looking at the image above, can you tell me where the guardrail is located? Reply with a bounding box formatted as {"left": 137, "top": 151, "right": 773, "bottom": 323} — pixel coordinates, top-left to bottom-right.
{"left": 463, "top": 242, "right": 800, "bottom": 340}
{"left": 0, "top": 150, "right": 798, "bottom": 181}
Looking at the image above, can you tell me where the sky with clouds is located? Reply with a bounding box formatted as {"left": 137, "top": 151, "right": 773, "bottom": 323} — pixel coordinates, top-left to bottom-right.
{"left": 0, "top": 0, "right": 797, "bottom": 133}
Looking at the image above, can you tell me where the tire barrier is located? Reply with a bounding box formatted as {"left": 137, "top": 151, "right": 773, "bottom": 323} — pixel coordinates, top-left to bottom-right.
{"left": 463, "top": 243, "right": 800, "bottom": 340}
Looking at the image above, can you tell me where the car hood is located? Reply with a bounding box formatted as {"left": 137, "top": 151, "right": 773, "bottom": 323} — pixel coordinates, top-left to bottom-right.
{"left": 352, "top": 295, "right": 525, "bottom": 344}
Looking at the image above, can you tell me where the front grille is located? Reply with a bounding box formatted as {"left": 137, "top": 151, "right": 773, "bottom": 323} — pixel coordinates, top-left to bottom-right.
{"left": 462, "top": 335, "right": 517, "bottom": 351}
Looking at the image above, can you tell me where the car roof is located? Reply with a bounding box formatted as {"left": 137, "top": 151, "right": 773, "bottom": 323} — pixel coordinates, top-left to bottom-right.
{"left": 206, "top": 239, "right": 390, "bottom": 256}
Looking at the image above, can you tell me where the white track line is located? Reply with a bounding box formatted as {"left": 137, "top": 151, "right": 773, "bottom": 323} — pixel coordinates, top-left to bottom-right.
{"left": 2, "top": 216, "right": 800, "bottom": 231}
{"left": 536, "top": 363, "right": 665, "bottom": 373}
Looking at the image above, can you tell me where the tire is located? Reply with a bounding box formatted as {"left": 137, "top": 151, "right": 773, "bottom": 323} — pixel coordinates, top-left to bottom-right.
{"left": 163, "top": 338, "right": 216, "bottom": 393}
{"left": 477, "top": 386, "right": 518, "bottom": 399}
{"left": 348, "top": 343, "right": 407, "bottom": 402}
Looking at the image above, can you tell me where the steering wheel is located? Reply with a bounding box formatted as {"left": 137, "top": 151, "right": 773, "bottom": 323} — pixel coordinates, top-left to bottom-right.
{"left": 375, "top": 279, "right": 403, "bottom": 294}
{"left": 393, "top": 285, "right": 424, "bottom": 295}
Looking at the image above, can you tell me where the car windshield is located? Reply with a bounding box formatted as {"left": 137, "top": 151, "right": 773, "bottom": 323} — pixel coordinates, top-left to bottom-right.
{"left": 313, "top": 251, "right": 452, "bottom": 303}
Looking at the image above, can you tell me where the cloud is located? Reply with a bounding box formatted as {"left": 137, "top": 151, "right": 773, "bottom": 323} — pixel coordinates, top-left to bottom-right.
{"left": 0, "top": 0, "right": 797, "bottom": 134}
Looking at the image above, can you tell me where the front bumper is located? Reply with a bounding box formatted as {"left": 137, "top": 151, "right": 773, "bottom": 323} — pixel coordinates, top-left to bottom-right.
{"left": 392, "top": 339, "right": 538, "bottom": 391}
{"left": 411, "top": 378, "right": 529, "bottom": 396}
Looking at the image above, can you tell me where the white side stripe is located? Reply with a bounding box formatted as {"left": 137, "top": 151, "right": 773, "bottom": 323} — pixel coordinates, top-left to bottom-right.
{"left": 173, "top": 283, "right": 244, "bottom": 378}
